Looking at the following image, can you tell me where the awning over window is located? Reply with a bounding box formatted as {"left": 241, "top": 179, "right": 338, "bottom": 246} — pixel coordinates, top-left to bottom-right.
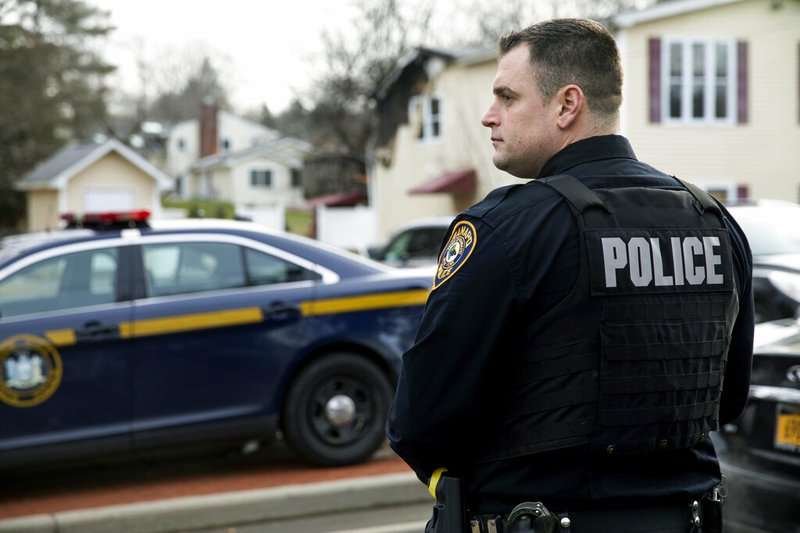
{"left": 408, "top": 168, "right": 476, "bottom": 195}
{"left": 304, "top": 190, "right": 366, "bottom": 207}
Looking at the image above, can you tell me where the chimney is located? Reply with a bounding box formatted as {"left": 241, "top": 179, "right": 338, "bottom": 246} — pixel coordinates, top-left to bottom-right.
{"left": 199, "top": 99, "right": 218, "bottom": 158}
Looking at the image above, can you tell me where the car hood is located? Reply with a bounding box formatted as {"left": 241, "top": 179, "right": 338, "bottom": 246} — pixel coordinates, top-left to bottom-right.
{"left": 754, "top": 317, "right": 800, "bottom": 351}
{"left": 753, "top": 253, "right": 800, "bottom": 273}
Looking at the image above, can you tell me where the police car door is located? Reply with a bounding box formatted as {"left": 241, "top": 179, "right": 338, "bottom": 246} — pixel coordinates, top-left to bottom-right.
{"left": 128, "top": 234, "right": 320, "bottom": 450}
{"left": 0, "top": 241, "right": 135, "bottom": 467}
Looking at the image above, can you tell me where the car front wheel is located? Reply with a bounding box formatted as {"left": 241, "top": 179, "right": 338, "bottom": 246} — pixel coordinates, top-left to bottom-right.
{"left": 282, "top": 353, "right": 394, "bottom": 466}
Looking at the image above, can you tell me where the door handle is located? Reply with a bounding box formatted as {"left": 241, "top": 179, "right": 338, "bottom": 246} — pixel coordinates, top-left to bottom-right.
{"left": 263, "top": 302, "right": 302, "bottom": 322}
{"left": 76, "top": 320, "right": 120, "bottom": 342}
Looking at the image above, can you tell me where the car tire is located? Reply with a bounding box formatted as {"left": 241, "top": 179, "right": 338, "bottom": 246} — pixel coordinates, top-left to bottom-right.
{"left": 282, "top": 353, "right": 393, "bottom": 466}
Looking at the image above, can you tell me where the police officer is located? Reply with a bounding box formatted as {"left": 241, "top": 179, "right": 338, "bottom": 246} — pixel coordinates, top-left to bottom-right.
{"left": 386, "top": 18, "right": 753, "bottom": 533}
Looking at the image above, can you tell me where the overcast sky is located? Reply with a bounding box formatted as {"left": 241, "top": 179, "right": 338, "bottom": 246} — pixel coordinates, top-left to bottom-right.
{"left": 90, "top": 0, "right": 362, "bottom": 114}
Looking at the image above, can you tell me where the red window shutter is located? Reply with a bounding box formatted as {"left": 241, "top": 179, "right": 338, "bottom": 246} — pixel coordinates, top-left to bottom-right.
{"left": 737, "top": 41, "right": 749, "bottom": 124}
{"left": 649, "top": 38, "right": 662, "bottom": 123}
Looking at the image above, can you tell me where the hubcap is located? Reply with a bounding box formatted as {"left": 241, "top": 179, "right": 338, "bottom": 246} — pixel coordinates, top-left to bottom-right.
{"left": 324, "top": 394, "right": 357, "bottom": 426}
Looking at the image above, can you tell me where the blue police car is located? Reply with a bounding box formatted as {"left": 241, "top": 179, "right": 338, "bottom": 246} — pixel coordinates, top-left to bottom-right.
{"left": 0, "top": 211, "right": 431, "bottom": 468}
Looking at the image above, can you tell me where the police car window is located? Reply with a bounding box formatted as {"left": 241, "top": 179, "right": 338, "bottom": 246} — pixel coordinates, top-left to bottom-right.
{"left": 143, "top": 242, "right": 246, "bottom": 297}
{"left": 244, "top": 248, "right": 320, "bottom": 285}
{"left": 0, "top": 248, "right": 119, "bottom": 318}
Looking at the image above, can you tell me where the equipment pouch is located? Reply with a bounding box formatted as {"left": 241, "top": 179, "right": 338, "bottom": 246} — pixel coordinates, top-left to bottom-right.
{"left": 701, "top": 484, "right": 725, "bottom": 533}
{"left": 428, "top": 473, "right": 466, "bottom": 533}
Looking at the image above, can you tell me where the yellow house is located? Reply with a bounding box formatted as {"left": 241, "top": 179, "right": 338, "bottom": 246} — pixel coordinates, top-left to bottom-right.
{"left": 16, "top": 138, "right": 173, "bottom": 231}
{"left": 612, "top": 0, "right": 800, "bottom": 202}
{"left": 370, "top": 47, "right": 518, "bottom": 240}
{"left": 371, "top": 0, "right": 800, "bottom": 239}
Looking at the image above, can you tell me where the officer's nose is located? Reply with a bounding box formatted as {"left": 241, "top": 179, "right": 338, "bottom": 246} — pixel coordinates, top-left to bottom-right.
{"left": 481, "top": 102, "right": 498, "bottom": 128}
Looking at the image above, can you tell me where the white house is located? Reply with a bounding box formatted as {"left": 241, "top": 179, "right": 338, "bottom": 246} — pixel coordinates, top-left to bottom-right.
{"left": 166, "top": 106, "right": 281, "bottom": 199}
{"left": 189, "top": 136, "right": 317, "bottom": 212}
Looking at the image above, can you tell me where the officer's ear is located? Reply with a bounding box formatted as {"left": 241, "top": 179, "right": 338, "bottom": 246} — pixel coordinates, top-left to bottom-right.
{"left": 556, "top": 84, "right": 584, "bottom": 130}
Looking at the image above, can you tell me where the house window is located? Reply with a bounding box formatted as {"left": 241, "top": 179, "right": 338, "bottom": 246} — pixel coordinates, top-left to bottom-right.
{"left": 663, "top": 38, "right": 737, "bottom": 123}
{"left": 177, "top": 138, "right": 186, "bottom": 151}
{"left": 290, "top": 168, "right": 302, "bottom": 188}
{"left": 175, "top": 174, "right": 184, "bottom": 197}
{"left": 221, "top": 137, "right": 231, "bottom": 151}
{"left": 250, "top": 169, "right": 272, "bottom": 188}
{"left": 409, "top": 94, "right": 442, "bottom": 141}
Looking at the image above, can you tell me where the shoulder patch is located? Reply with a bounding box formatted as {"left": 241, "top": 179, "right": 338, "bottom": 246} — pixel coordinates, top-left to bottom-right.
{"left": 432, "top": 220, "right": 477, "bottom": 290}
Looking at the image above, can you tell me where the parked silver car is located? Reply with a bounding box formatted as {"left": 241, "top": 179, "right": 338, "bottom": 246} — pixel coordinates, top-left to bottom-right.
{"left": 368, "top": 217, "right": 453, "bottom": 269}
{"left": 726, "top": 200, "right": 800, "bottom": 322}
{"left": 712, "top": 317, "right": 800, "bottom": 532}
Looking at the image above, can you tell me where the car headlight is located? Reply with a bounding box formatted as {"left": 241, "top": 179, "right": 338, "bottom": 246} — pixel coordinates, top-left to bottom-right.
{"left": 767, "top": 270, "right": 800, "bottom": 304}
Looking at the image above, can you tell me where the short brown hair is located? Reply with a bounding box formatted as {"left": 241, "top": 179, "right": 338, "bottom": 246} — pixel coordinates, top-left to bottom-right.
{"left": 498, "top": 18, "right": 622, "bottom": 117}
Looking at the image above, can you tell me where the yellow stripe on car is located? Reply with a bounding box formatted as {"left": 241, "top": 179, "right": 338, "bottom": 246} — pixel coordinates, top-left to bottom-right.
{"left": 41, "top": 289, "right": 429, "bottom": 343}
{"left": 45, "top": 329, "right": 77, "bottom": 347}
{"left": 122, "top": 307, "right": 264, "bottom": 337}
{"left": 302, "top": 289, "right": 429, "bottom": 316}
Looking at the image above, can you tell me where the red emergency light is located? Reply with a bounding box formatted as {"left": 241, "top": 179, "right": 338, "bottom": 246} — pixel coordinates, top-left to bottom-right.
{"left": 61, "top": 210, "right": 151, "bottom": 229}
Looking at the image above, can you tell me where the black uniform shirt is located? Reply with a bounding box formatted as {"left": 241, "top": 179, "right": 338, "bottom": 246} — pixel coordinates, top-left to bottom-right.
{"left": 386, "top": 135, "right": 754, "bottom": 513}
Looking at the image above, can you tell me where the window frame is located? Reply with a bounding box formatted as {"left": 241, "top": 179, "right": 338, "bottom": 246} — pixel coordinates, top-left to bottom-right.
{"left": 662, "top": 36, "right": 737, "bottom": 125}
{"left": 290, "top": 168, "right": 302, "bottom": 189}
{"left": 141, "top": 239, "right": 325, "bottom": 298}
{"left": 408, "top": 93, "right": 443, "bottom": 142}
{"left": 250, "top": 169, "right": 273, "bottom": 189}
{"left": 134, "top": 233, "right": 340, "bottom": 296}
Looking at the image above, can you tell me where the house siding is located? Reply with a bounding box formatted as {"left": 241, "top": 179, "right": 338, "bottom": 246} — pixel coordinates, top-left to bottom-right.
{"left": 66, "top": 153, "right": 157, "bottom": 216}
{"left": 26, "top": 190, "right": 60, "bottom": 231}
{"left": 231, "top": 160, "right": 303, "bottom": 208}
{"left": 373, "top": 57, "right": 520, "bottom": 240}
{"left": 166, "top": 112, "right": 279, "bottom": 199}
{"left": 374, "top": 0, "right": 800, "bottom": 240}
{"left": 620, "top": 0, "right": 800, "bottom": 201}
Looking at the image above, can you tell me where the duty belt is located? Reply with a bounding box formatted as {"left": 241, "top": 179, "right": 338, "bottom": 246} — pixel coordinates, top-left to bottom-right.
{"left": 470, "top": 502, "right": 560, "bottom": 533}
{"left": 469, "top": 497, "right": 717, "bottom": 533}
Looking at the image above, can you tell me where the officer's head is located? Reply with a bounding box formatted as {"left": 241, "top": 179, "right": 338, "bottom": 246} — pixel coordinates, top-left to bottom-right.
{"left": 481, "top": 18, "right": 622, "bottom": 179}
{"left": 501, "top": 19, "right": 623, "bottom": 120}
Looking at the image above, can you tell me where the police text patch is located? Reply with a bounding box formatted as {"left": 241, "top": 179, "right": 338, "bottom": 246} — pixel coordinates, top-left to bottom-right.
{"left": 586, "top": 228, "right": 734, "bottom": 295}
{"left": 433, "top": 221, "right": 477, "bottom": 290}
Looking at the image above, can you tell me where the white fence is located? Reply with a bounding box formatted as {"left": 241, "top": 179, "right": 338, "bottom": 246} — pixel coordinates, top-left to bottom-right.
{"left": 315, "top": 205, "right": 378, "bottom": 255}
{"left": 235, "top": 205, "right": 286, "bottom": 231}
{"left": 235, "top": 204, "right": 378, "bottom": 255}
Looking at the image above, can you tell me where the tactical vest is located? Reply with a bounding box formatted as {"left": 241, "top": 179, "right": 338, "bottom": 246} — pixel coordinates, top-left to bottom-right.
{"left": 478, "top": 175, "right": 739, "bottom": 462}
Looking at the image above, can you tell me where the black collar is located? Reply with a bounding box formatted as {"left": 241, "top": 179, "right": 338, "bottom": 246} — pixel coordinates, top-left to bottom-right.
{"left": 537, "top": 135, "right": 638, "bottom": 179}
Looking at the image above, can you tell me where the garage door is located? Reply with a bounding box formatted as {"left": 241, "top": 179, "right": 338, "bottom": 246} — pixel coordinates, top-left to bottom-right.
{"left": 83, "top": 188, "right": 136, "bottom": 212}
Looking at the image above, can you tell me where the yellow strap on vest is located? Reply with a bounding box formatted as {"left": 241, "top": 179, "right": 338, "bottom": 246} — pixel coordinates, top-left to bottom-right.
{"left": 428, "top": 467, "right": 448, "bottom": 499}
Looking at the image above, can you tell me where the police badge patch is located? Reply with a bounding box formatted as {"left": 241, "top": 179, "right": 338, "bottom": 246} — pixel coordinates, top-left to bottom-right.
{"left": 0, "top": 334, "right": 63, "bottom": 408}
{"left": 433, "top": 221, "right": 477, "bottom": 290}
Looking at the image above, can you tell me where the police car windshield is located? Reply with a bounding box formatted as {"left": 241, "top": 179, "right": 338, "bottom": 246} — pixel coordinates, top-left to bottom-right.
{"left": 730, "top": 202, "right": 800, "bottom": 256}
